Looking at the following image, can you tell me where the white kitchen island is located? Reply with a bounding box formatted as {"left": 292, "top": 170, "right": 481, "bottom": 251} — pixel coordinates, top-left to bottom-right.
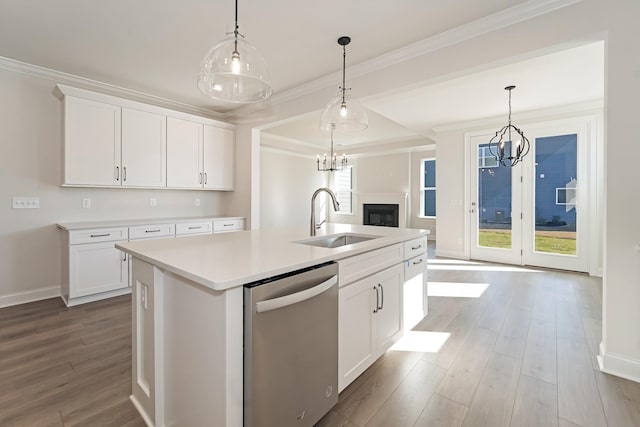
{"left": 117, "top": 223, "right": 428, "bottom": 427}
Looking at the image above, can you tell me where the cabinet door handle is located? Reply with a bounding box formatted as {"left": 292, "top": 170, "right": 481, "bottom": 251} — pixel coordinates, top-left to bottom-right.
{"left": 115, "top": 166, "right": 120, "bottom": 181}
{"left": 223, "top": 223, "right": 233, "bottom": 227}
{"left": 204, "top": 172, "right": 208, "bottom": 184}
{"left": 123, "top": 167, "right": 127, "bottom": 182}
{"left": 199, "top": 173, "right": 203, "bottom": 184}
{"left": 90, "top": 233, "right": 110, "bottom": 238}
{"left": 412, "top": 258, "right": 424, "bottom": 265}
{"left": 145, "top": 229, "right": 161, "bottom": 233}
{"left": 378, "top": 284, "right": 384, "bottom": 310}
{"left": 411, "top": 244, "right": 422, "bottom": 250}
{"left": 188, "top": 226, "right": 202, "bottom": 230}
{"left": 373, "top": 286, "right": 379, "bottom": 314}
{"left": 123, "top": 252, "right": 127, "bottom": 261}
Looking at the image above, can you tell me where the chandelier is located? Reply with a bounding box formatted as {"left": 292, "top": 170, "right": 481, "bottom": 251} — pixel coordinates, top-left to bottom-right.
{"left": 197, "top": 0, "right": 272, "bottom": 103}
{"left": 317, "top": 127, "right": 347, "bottom": 172}
{"left": 488, "top": 85, "right": 530, "bottom": 167}
{"left": 319, "top": 36, "right": 368, "bottom": 132}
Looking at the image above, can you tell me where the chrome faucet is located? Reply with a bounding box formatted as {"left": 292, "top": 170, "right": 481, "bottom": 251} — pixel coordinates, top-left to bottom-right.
{"left": 310, "top": 187, "right": 340, "bottom": 236}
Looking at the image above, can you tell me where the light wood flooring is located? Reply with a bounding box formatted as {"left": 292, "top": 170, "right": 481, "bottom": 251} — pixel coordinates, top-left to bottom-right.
{"left": 2, "top": 243, "right": 640, "bottom": 426}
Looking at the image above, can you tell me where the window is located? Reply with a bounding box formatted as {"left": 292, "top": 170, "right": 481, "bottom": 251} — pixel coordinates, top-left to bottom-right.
{"left": 556, "top": 187, "right": 577, "bottom": 205}
{"left": 334, "top": 166, "right": 353, "bottom": 214}
{"left": 421, "top": 159, "right": 436, "bottom": 217}
{"left": 478, "top": 146, "right": 498, "bottom": 168}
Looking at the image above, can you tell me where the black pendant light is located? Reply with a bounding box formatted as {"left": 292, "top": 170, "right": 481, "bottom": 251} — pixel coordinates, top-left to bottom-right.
{"left": 488, "top": 85, "right": 530, "bottom": 167}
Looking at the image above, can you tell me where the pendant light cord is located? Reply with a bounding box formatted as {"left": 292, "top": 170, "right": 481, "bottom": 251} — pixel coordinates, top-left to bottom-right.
{"left": 341, "top": 44, "right": 347, "bottom": 105}
{"left": 233, "top": 0, "right": 239, "bottom": 54}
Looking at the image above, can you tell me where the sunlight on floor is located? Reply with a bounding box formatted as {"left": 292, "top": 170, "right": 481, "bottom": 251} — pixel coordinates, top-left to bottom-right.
{"left": 428, "top": 281, "right": 490, "bottom": 298}
{"left": 389, "top": 331, "right": 451, "bottom": 353}
{"left": 428, "top": 259, "right": 485, "bottom": 265}
{"left": 427, "top": 264, "right": 541, "bottom": 273}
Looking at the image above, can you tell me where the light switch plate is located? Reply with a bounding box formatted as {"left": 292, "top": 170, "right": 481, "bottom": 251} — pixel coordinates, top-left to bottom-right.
{"left": 82, "top": 198, "right": 92, "bottom": 209}
{"left": 12, "top": 197, "right": 40, "bottom": 209}
{"left": 195, "top": 198, "right": 201, "bottom": 207}
{"left": 149, "top": 198, "right": 157, "bottom": 207}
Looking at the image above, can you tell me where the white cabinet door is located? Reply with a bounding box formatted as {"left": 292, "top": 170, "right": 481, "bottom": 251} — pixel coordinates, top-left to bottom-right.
{"left": 203, "top": 125, "right": 234, "bottom": 190}
{"left": 69, "top": 241, "right": 128, "bottom": 298}
{"left": 374, "top": 264, "right": 403, "bottom": 354}
{"left": 167, "top": 117, "right": 203, "bottom": 188}
{"left": 64, "top": 96, "right": 121, "bottom": 186}
{"left": 338, "top": 276, "right": 376, "bottom": 392}
{"left": 121, "top": 108, "right": 167, "bottom": 187}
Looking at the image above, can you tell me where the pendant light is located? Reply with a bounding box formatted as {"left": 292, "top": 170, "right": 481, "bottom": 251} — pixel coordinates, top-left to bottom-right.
{"left": 488, "top": 85, "right": 530, "bottom": 167}
{"left": 197, "top": 0, "right": 272, "bottom": 103}
{"left": 317, "top": 126, "right": 348, "bottom": 172}
{"left": 319, "top": 36, "right": 368, "bottom": 132}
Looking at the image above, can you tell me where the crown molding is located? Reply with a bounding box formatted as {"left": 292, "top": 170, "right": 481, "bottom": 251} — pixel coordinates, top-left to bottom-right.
{"left": 0, "top": 56, "right": 226, "bottom": 120}
{"left": 227, "top": 0, "right": 582, "bottom": 121}
{"left": 432, "top": 98, "right": 603, "bottom": 133}
{"left": 260, "top": 145, "right": 317, "bottom": 160}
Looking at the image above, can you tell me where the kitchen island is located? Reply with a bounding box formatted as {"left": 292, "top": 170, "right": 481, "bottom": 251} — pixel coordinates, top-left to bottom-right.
{"left": 117, "top": 223, "right": 428, "bottom": 427}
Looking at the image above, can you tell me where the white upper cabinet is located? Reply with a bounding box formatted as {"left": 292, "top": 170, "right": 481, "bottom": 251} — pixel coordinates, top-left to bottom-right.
{"left": 64, "top": 96, "right": 121, "bottom": 186}
{"left": 167, "top": 117, "right": 203, "bottom": 188}
{"left": 121, "top": 108, "right": 167, "bottom": 187}
{"left": 203, "top": 124, "right": 234, "bottom": 190}
{"left": 58, "top": 84, "right": 235, "bottom": 190}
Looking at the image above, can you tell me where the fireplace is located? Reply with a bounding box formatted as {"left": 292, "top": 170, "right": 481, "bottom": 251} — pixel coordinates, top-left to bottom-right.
{"left": 363, "top": 204, "right": 399, "bottom": 227}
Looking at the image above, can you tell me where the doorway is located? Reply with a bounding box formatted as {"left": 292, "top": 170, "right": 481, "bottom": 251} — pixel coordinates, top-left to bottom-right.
{"left": 467, "top": 116, "right": 596, "bottom": 272}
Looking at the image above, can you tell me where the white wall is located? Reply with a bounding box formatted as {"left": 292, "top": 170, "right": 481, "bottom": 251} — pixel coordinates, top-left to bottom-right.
{"left": 0, "top": 69, "right": 231, "bottom": 304}
{"left": 259, "top": 144, "right": 326, "bottom": 229}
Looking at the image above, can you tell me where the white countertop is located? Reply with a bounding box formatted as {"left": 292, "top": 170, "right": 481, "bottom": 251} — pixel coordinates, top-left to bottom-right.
{"left": 116, "top": 223, "right": 428, "bottom": 291}
{"left": 56, "top": 216, "right": 244, "bottom": 230}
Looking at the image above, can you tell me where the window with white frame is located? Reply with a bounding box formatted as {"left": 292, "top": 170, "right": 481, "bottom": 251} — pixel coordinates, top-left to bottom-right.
{"left": 556, "top": 187, "right": 577, "bottom": 205}
{"left": 478, "top": 146, "right": 498, "bottom": 168}
{"left": 421, "top": 159, "right": 436, "bottom": 217}
{"left": 334, "top": 166, "right": 353, "bottom": 214}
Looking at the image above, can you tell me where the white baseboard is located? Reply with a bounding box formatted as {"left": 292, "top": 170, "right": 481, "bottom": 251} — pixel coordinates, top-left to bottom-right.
{"left": 130, "top": 395, "right": 154, "bottom": 427}
{"left": 598, "top": 341, "right": 640, "bottom": 383}
{"left": 434, "top": 249, "right": 467, "bottom": 259}
{"left": 0, "top": 286, "right": 60, "bottom": 308}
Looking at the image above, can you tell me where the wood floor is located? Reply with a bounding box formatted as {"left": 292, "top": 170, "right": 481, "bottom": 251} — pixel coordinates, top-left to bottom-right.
{"left": 2, "top": 244, "right": 640, "bottom": 426}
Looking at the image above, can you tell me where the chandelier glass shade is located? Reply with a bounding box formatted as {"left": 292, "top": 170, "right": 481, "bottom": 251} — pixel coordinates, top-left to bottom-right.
{"left": 488, "top": 85, "right": 530, "bottom": 167}
{"left": 319, "top": 36, "right": 368, "bottom": 132}
{"left": 197, "top": 0, "right": 272, "bottom": 103}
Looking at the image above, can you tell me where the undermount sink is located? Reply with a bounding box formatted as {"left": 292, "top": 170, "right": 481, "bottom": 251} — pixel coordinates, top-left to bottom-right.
{"left": 295, "top": 233, "right": 380, "bottom": 249}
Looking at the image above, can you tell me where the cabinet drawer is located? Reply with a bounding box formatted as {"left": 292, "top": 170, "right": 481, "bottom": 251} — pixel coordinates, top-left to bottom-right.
{"left": 403, "top": 236, "right": 426, "bottom": 260}
{"left": 129, "top": 223, "right": 175, "bottom": 240}
{"left": 69, "top": 227, "right": 128, "bottom": 244}
{"left": 338, "top": 244, "right": 403, "bottom": 287}
{"left": 176, "top": 221, "right": 213, "bottom": 236}
{"left": 213, "top": 219, "right": 244, "bottom": 233}
{"left": 405, "top": 254, "right": 427, "bottom": 281}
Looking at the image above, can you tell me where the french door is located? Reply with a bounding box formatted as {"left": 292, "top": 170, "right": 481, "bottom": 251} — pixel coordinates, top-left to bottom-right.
{"left": 468, "top": 117, "right": 592, "bottom": 272}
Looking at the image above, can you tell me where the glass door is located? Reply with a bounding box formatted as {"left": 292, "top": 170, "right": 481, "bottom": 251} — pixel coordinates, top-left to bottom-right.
{"left": 468, "top": 118, "right": 591, "bottom": 272}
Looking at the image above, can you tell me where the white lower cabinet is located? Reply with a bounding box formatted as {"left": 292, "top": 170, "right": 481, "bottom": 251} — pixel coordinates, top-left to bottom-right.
{"left": 338, "top": 263, "right": 403, "bottom": 392}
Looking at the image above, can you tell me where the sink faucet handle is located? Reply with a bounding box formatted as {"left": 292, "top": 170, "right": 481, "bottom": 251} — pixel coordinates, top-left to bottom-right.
{"left": 315, "top": 220, "right": 326, "bottom": 229}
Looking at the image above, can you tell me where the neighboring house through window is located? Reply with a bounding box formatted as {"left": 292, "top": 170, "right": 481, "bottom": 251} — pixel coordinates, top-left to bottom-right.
{"left": 421, "top": 159, "right": 436, "bottom": 217}
{"left": 334, "top": 166, "right": 353, "bottom": 214}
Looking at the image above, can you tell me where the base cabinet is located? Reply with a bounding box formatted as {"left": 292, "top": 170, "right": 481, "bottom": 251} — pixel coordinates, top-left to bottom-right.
{"left": 68, "top": 240, "right": 129, "bottom": 299}
{"left": 338, "top": 263, "right": 403, "bottom": 391}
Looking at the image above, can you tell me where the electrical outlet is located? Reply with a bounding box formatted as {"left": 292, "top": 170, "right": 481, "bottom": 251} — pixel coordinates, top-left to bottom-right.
{"left": 149, "top": 198, "right": 157, "bottom": 207}
{"left": 195, "top": 198, "right": 201, "bottom": 207}
{"left": 12, "top": 197, "right": 40, "bottom": 209}
{"left": 82, "top": 198, "right": 92, "bottom": 209}
{"left": 141, "top": 284, "right": 148, "bottom": 310}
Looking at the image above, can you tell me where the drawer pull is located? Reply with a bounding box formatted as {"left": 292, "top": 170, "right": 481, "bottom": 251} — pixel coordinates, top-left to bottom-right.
{"left": 188, "top": 226, "right": 202, "bottom": 230}
{"left": 90, "top": 233, "right": 110, "bottom": 238}
{"left": 412, "top": 258, "right": 424, "bottom": 265}
{"left": 223, "top": 223, "right": 233, "bottom": 227}
{"left": 411, "top": 244, "right": 423, "bottom": 250}
{"left": 145, "top": 229, "right": 161, "bottom": 233}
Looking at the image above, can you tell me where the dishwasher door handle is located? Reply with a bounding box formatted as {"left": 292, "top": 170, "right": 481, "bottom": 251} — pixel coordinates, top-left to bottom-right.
{"left": 255, "top": 275, "right": 337, "bottom": 314}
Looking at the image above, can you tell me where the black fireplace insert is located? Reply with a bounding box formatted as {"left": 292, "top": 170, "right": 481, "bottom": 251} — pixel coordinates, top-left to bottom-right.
{"left": 363, "top": 204, "right": 399, "bottom": 227}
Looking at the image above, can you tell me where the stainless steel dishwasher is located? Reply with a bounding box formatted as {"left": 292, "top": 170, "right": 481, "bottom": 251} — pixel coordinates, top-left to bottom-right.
{"left": 244, "top": 261, "right": 338, "bottom": 427}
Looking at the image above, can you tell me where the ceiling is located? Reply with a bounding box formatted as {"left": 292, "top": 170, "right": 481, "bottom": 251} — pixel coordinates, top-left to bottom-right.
{"left": 0, "top": 1, "right": 603, "bottom": 152}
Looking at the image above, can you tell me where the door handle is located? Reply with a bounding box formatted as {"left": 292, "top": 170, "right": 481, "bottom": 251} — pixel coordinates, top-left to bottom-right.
{"left": 373, "top": 286, "right": 379, "bottom": 313}
{"left": 123, "top": 167, "right": 127, "bottom": 182}
{"left": 378, "top": 284, "right": 384, "bottom": 310}
{"left": 199, "top": 173, "right": 203, "bottom": 184}
{"left": 115, "top": 166, "right": 120, "bottom": 181}
{"left": 255, "top": 276, "right": 337, "bottom": 313}
{"left": 123, "top": 252, "right": 127, "bottom": 262}
{"left": 204, "top": 173, "right": 208, "bottom": 184}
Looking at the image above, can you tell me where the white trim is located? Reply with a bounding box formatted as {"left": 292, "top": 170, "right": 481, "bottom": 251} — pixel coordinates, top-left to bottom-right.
{"left": 130, "top": 395, "right": 155, "bottom": 427}
{"left": 0, "top": 286, "right": 60, "bottom": 308}
{"left": 434, "top": 249, "right": 467, "bottom": 259}
{"left": 260, "top": 145, "right": 317, "bottom": 160}
{"left": 0, "top": 56, "right": 224, "bottom": 120}
{"left": 230, "top": 0, "right": 582, "bottom": 120}
{"left": 598, "top": 342, "right": 640, "bottom": 384}
{"left": 63, "top": 287, "right": 132, "bottom": 307}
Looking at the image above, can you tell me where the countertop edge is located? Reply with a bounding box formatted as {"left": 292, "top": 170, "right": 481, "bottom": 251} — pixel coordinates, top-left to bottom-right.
{"left": 56, "top": 216, "right": 245, "bottom": 230}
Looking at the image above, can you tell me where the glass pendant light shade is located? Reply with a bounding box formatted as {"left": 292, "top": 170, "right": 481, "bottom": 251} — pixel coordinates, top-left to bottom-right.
{"left": 197, "top": 35, "right": 272, "bottom": 103}
{"left": 319, "top": 92, "right": 368, "bottom": 132}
